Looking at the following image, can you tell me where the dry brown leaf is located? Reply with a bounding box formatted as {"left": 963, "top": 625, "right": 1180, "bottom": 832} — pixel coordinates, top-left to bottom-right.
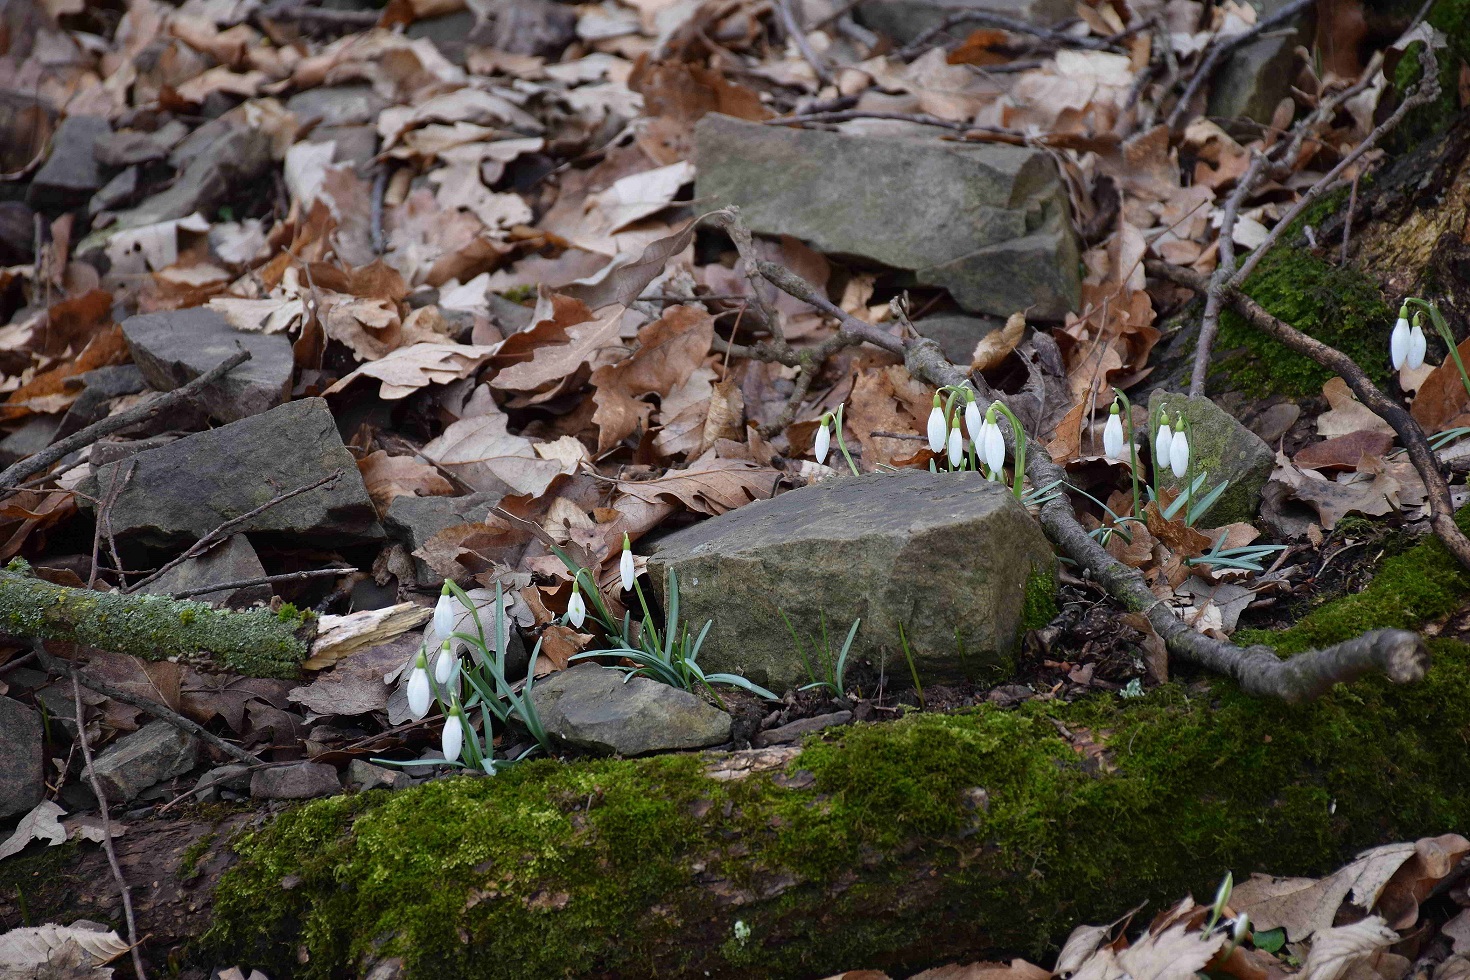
{"left": 1117, "top": 922, "right": 1225, "bottom": 980}
{"left": 358, "top": 451, "right": 456, "bottom": 515}
{"left": 590, "top": 305, "right": 714, "bottom": 453}
{"left": 1294, "top": 431, "right": 1396, "bottom": 472}
{"left": 535, "top": 624, "right": 591, "bottom": 675}
{"left": 324, "top": 342, "right": 500, "bottom": 400}
{"left": 1410, "top": 334, "right": 1470, "bottom": 433}
{"left": 0, "top": 800, "right": 67, "bottom": 861}
{"left": 492, "top": 306, "right": 628, "bottom": 397}
{"left": 1300, "top": 917, "right": 1399, "bottom": 980}
{"left": 1318, "top": 377, "right": 1394, "bottom": 438}
{"left": 971, "top": 312, "right": 1026, "bottom": 373}
{"left": 422, "top": 410, "right": 579, "bottom": 497}
{"left": 1270, "top": 453, "right": 1400, "bottom": 530}
{"left": 909, "top": 960, "right": 1051, "bottom": 980}
{"left": 1143, "top": 501, "right": 1212, "bottom": 558}
{"left": 613, "top": 451, "right": 780, "bottom": 516}
{"left": 0, "top": 921, "right": 129, "bottom": 974}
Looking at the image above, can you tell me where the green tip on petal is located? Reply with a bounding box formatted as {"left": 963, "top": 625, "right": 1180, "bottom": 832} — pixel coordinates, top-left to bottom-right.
{"left": 932, "top": 393, "right": 942, "bottom": 408}
{"left": 414, "top": 649, "right": 428, "bottom": 668}
{"left": 1109, "top": 402, "right": 1120, "bottom": 416}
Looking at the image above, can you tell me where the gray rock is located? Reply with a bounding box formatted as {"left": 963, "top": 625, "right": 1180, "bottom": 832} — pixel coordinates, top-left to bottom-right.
{"left": 307, "top": 125, "right": 379, "bottom": 171}
{"left": 87, "top": 720, "right": 199, "bottom": 802}
{"left": 92, "top": 120, "right": 187, "bottom": 167}
{"left": 695, "top": 114, "right": 1080, "bottom": 319}
{"left": 140, "top": 533, "right": 270, "bottom": 607}
{"left": 347, "top": 759, "right": 412, "bottom": 792}
{"left": 286, "top": 85, "right": 389, "bottom": 127}
{"left": 1207, "top": 0, "right": 1313, "bottom": 127}
{"left": 915, "top": 312, "right": 1005, "bottom": 365}
{"left": 406, "top": 10, "right": 481, "bottom": 65}
{"left": 28, "top": 115, "right": 110, "bottom": 212}
{"left": 192, "top": 763, "right": 252, "bottom": 802}
{"left": 0, "top": 696, "right": 44, "bottom": 819}
{"left": 856, "top": 0, "right": 1073, "bottom": 45}
{"left": 530, "top": 664, "right": 732, "bottom": 756}
{"left": 103, "top": 123, "right": 271, "bottom": 231}
{"left": 121, "top": 307, "right": 294, "bottom": 422}
{"left": 0, "top": 415, "right": 61, "bottom": 467}
{"left": 1148, "top": 390, "right": 1276, "bottom": 526}
{"left": 0, "top": 201, "right": 36, "bottom": 264}
{"left": 384, "top": 492, "right": 505, "bottom": 586}
{"left": 83, "top": 398, "right": 383, "bottom": 549}
{"left": 753, "top": 710, "right": 853, "bottom": 747}
{"left": 89, "top": 165, "right": 139, "bottom": 216}
{"left": 251, "top": 761, "right": 341, "bottom": 800}
{"left": 648, "top": 471, "right": 1056, "bottom": 693}
{"left": 55, "top": 365, "right": 148, "bottom": 441}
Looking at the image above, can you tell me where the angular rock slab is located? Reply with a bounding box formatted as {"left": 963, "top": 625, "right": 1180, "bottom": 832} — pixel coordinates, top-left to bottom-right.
{"left": 28, "top": 115, "right": 110, "bottom": 212}
{"left": 530, "top": 664, "right": 732, "bottom": 756}
{"left": 384, "top": 491, "right": 505, "bottom": 587}
{"left": 87, "top": 719, "right": 199, "bottom": 802}
{"left": 695, "top": 113, "right": 1080, "bottom": 319}
{"left": 648, "top": 471, "right": 1056, "bottom": 693}
{"left": 85, "top": 397, "right": 382, "bottom": 548}
{"left": 1148, "top": 390, "right": 1275, "bottom": 526}
{"left": 139, "top": 533, "right": 270, "bottom": 607}
{"left": 122, "top": 308, "right": 293, "bottom": 423}
{"left": 855, "top": 0, "right": 1073, "bottom": 45}
{"left": 1207, "top": 0, "right": 1313, "bottom": 126}
{"left": 0, "top": 696, "right": 44, "bottom": 819}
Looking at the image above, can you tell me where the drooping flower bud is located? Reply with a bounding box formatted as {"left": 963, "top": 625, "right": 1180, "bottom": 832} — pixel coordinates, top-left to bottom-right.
{"left": 947, "top": 425, "right": 964, "bottom": 468}
{"left": 1155, "top": 417, "right": 1173, "bottom": 467}
{"left": 619, "top": 533, "right": 636, "bottom": 592}
{"left": 1391, "top": 314, "right": 1411, "bottom": 370}
{"left": 982, "top": 407, "right": 1006, "bottom": 476}
{"left": 407, "top": 647, "right": 432, "bottom": 719}
{"left": 442, "top": 702, "right": 464, "bottom": 763}
{"left": 435, "top": 638, "right": 457, "bottom": 685}
{"left": 814, "top": 418, "right": 831, "bottom": 465}
{"left": 926, "top": 396, "right": 947, "bottom": 453}
{"left": 1407, "top": 313, "right": 1427, "bottom": 370}
{"left": 1103, "top": 402, "right": 1124, "bottom": 459}
{"left": 1169, "top": 419, "right": 1189, "bottom": 479}
{"left": 964, "top": 396, "right": 983, "bottom": 444}
{"left": 567, "top": 586, "right": 587, "bottom": 629}
{"left": 432, "top": 582, "right": 457, "bottom": 639}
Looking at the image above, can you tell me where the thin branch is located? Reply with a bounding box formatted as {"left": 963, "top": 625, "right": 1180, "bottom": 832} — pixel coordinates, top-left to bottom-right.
{"left": 1150, "top": 258, "right": 1470, "bottom": 574}
{"left": 774, "top": 0, "right": 832, "bottom": 87}
{"left": 1165, "top": 0, "right": 1316, "bottom": 131}
{"left": 767, "top": 110, "right": 965, "bottom": 131}
{"left": 125, "top": 470, "right": 344, "bottom": 594}
{"left": 66, "top": 666, "right": 147, "bottom": 980}
{"left": 168, "top": 566, "right": 352, "bottom": 600}
{"left": 258, "top": 0, "right": 379, "bottom": 28}
{"left": 0, "top": 349, "right": 253, "bottom": 492}
{"left": 895, "top": 9, "right": 1120, "bottom": 60}
{"left": 38, "top": 641, "right": 258, "bottom": 766}
{"left": 1191, "top": 152, "right": 1267, "bottom": 394}
{"left": 1232, "top": 45, "right": 1442, "bottom": 286}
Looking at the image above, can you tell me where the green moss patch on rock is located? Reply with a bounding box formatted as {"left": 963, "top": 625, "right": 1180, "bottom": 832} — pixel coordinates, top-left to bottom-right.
{"left": 203, "top": 649, "right": 1470, "bottom": 980}
{"left": 1213, "top": 245, "right": 1394, "bottom": 398}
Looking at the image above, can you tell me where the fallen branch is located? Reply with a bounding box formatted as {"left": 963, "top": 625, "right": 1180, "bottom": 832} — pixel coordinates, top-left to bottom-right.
{"left": 895, "top": 9, "right": 1121, "bottom": 60}
{"left": 774, "top": 0, "right": 832, "bottom": 87}
{"left": 168, "top": 566, "right": 351, "bottom": 600}
{"left": 0, "top": 349, "right": 253, "bottom": 492}
{"left": 1149, "top": 259, "right": 1470, "bottom": 575}
{"left": 0, "top": 563, "right": 313, "bottom": 678}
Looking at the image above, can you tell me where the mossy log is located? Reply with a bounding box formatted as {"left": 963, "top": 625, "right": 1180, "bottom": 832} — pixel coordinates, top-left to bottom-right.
{"left": 0, "top": 565, "right": 313, "bottom": 678}
{"left": 8, "top": 641, "right": 1468, "bottom": 980}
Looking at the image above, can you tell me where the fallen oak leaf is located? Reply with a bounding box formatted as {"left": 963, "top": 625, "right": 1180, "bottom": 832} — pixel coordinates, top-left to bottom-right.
{"left": 971, "top": 311, "right": 1026, "bottom": 373}
{"left": 324, "top": 342, "right": 500, "bottom": 400}
{"left": 590, "top": 305, "right": 715, "bottom": 453}
{"left": 1299, "top": 916, "right": 1399, "bottom": 980}
{"left": 1293, "top": 430, "right": 1396, "bottom": 472}
{"left": 357, "top": 450, "right": 456, "bottom": 515}
{"left": 613, "top": 451, "right": 781, "bottom": 516}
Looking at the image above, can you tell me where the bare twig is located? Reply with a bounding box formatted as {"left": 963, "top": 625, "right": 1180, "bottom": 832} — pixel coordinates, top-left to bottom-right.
{"left": 1150, "top": 258, "right": 1470, "bottom": 574}
{"left": 38, "top": 641, "right": 258, "bottom": 767}
{"left": 258, "top": 0, "right": 379, "bottom": 28}
{"left": 125, "top": 470, "right": 344, "bottom": 594}
{"left": 1341, "top": 172, "right": 1359, "bottom": 264}
{"left": 1190, "top": 152, "right": 1267, "bottom": 394}
{"left": 1165, "top": 0, "right": 1316, "bottom": 130}
{"left": 66, "top": 667, "right": 147, "bottom": 980}
{"left": 0, "top": 350, "right": 253, "bottom": 492}
{"left": 895, "top": 9, "right": 1120, "bottom": 60}
{"left": 774, "top": 0, "right": 832, "bottom": 87}
{"left": 168, "top": 566, "right": 353, "bottom": 600}
{"left": 370, "top": 165, "right": 388, "bottom": 256}
{"left": 1232, "top": 45, "right": 1441, "bottom": 286}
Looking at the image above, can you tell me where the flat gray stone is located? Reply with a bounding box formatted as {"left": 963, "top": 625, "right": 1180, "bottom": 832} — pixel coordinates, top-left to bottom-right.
{"left": 89, "top": 165, "right": 139, "bottom": 216}
{"left": 28, "top": 115, "right": 110, "bottom": 211}
{"left": 103, "top": 123, "right": 271, "bottom": 231}
{"left": 286, "top": 85, "right": 389, "bottom": 127}
{"left": 55, "top": 365, "right": 148, "bottom": 441}
{"left": 83, "top": 398, "right": 382, "bottom": 549}
{"left": 121, "top": 307, "right": 293, "bottom": 423}
{"left": 140, "top": 533, "right": 270, "bottom": 607}
{"left": 0, "top": 696, "right": 44, "bottom": 819}
{"left": 915, "top": 312, "right": 1005, "bottom": 365}
{"left": 649, "top": 471, "right": 1056, "bottom": 693}
{"left": 92, "top": 120, "right": 187, "bottom": 167}
{"left": 384, "top": 492, "right": 505, "bottom": 586}
{"left": 695, "top": 114, "right": 1080, "bottom": 319}
{"left": 1148, "top": 390, "right": 1276, "bottom": 526}
{"left": 855, "top": 0, "right": 1073, "bottom": 44}
{"left": 530, "top": 664, "right": 732, "bottom": 756}
{"left": 87, "top": 719, "right": 199, "bottom": 803}
{"left": 347, "top": 759, "right": 412, "bottom": 792}
{"left": 752, "top": 710, "right": 853, "bottom": 747}
{"left": 251, "top": 762, "right": 341, "bottom": 800}
{"left": 1207, "top": 0, "right": 1313, "bottom": 126}
{"left": 192, "top": 763, "right": 252, "bottom": 802}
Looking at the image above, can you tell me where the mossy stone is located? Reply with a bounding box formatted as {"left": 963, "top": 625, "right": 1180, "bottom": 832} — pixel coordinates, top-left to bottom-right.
{"left": 1147, "top": 391, "right": 1275, "bottom": 525}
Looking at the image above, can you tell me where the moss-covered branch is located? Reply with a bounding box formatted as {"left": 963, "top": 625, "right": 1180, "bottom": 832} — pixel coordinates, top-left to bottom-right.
{"left": 0, "top": 563, "right": 313, "bottom": 678}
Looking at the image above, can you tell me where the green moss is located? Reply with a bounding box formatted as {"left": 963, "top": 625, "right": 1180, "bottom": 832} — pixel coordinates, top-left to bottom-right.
{"left": 0, "top": 842, "right": 83, "bottom": 928}
{"left": 1020, "top": 568, "right": 1059, "bottom": 632}
{"left": 1238, "top": 507, "right": 1470, "bottom": 654}
{"left": 1386, "top": 0, "right": 1470, "bottom": 147}
{"left": 500, "top": 285, "right": 537, "bottom": 304}
{"left": 202, "top": 649, "right": 1470, "bottom": 980}
{"left": 180, "top": 832, "right": 218, "bottom": 881}
{"left": 1214, "top": 246, "right": 1394, "bottom": 398}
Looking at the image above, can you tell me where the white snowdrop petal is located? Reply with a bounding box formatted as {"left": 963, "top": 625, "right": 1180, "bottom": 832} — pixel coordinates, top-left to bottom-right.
{"left": 432, "top": 591, "right": 456, "bottom": 638}
{"left": 984, "top": 424, "right": 1006, "bottom": 474}
{"left": 927, "top": 406, "right": 947, "bottom": 453}
{"left": 1154, "top": 423, "right": 1172, "bottom": 464}
{"left": 442, "top": 715, "right": 463, "bottom": 763}
{"left": 1391, "top": 317, "right": 1410, "bottom": 370}
{"left": 1170, "top": 429, "right": 1190, "bottom": 478}
{"left": 1408, "top": 323, "right": 1428, "bottom": 370}
{"left": 619, "top": 548, "right": 636, "bottom": 592}
{"left": 814, "top": 423, "right": 831, "bottom": 465}
{"left": 407, "top": 667, "right": 432, "bottom": 719}
{"left": 947, "top": 426, "right": 964, "bottom": 468}
{"left": 567, "top": 592, "right": 586, "bottom": 629}
{"left": 1103, "top": 413, "right": 1124, "bottom": 459}
{"left": 965, "top": 401, "right": 983, "bottom": 443}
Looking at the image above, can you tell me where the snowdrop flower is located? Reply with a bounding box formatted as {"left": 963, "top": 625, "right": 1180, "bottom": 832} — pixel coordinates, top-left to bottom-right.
{"left": 434, "top": 639, "right": 457, "bottom": 686}
{"left": 619, "top": 533, "right": 636, "bottom": 592}
{"left": 981, "top": 408, "right": 1006, "bottom": 476}
{"left": 1169, "top": 417, "right": 1189, "bottom": 478}
{"left": 964, "top": 397, "right": 983, "bottom": 444}
{"left": 1103, "top": 403, "right": 1125, "bottom": 459}
{"left": 1408, "top": 313, "right": 1428, "bottom": 370}
{"left": 406, "top": 647, "right": 432, "bottom": 720}
{"left": 1154, "top": 415, "right": 1173, "bottom": 465}
{"left": 1231, "top": 912, "right": 1250, "bottom": 946}
{"left": 1391, "top": 307, "right": 1412, "bottom": 370}
{"left": 442, "top": 702, "right": 464, "bottom": 763}
{"left": 567, "top": 586, "right": 586, "bottom": 629}
{"left": 432, "top": 583, "right": 457, "bottom": 639}
{"left": 814, "top": 417, "right": 831, "bottom": 464}
{"left": 926, "top": 397, "right": 947, "bottom": 453}
{"left": 946, "top": 425, "right": 964, "bottom": 468}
